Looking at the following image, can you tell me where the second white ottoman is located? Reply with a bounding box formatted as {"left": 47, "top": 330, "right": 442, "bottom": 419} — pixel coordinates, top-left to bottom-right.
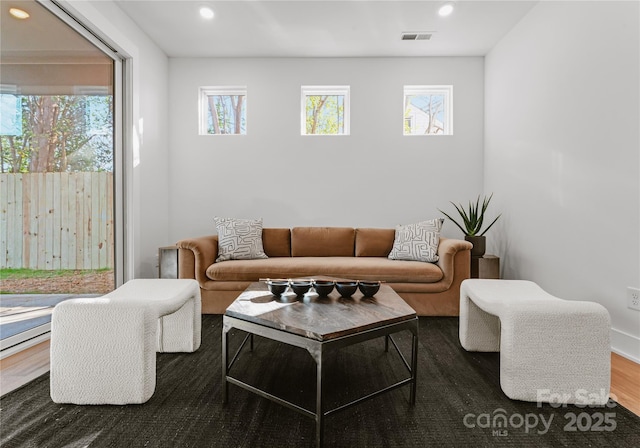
{"left": 459, "top": 279, "right": 611, "bottom": 405}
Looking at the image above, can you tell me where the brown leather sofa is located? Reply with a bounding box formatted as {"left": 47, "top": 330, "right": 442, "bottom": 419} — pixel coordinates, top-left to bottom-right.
{"left": 176, "top": 227, "right": 472, "bottom": 316}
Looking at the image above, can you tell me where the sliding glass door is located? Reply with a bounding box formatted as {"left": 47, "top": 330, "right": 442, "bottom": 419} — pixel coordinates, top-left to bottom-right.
{"left": 0, "top": 0, "right": 123, "bottom": 353}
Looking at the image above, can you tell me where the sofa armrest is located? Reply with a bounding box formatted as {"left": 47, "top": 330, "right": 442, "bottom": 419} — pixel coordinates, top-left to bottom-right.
{"left": 176, "top": 235, "right": 218, "bottom": 285}
{"left": 436, "top": 237, "right": 473, "bottom": 287}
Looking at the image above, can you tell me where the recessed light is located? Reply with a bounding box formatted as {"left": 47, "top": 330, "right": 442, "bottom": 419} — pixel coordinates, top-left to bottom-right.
{"left": 438, "top": 3, "right": 454, "bottom": 17}
{"left": 199, "top": 6, "right": 214, "bottom": 20}
{"left": 9, "top": 7, "right": 30, "bottom": 19}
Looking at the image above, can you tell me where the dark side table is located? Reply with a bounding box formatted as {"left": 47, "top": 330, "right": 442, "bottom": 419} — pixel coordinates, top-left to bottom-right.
{"left": 158, "top": 246, "right": 179, "bottom": 278}
{"left": 471, "top": 254, "right": 500, "bottom": 279}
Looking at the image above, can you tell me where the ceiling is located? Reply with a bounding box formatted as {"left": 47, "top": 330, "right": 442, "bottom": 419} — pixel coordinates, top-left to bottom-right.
{"left": 1, "top": 0, "right": 112, "bottom": 92}
{"left": 1, "top": 0, "right": 109, "bottom": 62}
{"left": 114, "top": 0, "right": 538, "bottom": 58}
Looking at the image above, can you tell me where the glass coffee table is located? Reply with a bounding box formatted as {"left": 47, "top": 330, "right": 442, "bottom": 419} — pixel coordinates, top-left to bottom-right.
{"left": 222, "top": 280, "right": 418, "bottom": 448}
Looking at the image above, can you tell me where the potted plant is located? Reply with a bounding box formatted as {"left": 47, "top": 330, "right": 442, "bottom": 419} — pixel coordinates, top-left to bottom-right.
{"left": 438, "top": 194, "right": 501, "bottom": 258}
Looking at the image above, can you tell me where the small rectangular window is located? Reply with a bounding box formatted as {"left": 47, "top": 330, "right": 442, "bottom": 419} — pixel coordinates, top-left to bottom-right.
{"left": 403, "top": 85, "right": 453, "bottom": 135}
{"left": 199, "top": 86, "right": 247, "bottom": 135}
{"left": 301, "top": 86, "right": 350, "bottom": 135}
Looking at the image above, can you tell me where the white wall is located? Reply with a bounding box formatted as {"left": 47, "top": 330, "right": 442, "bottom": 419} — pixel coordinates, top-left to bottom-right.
{"left": 485, "top": 1, "right": 640, "bottom": 360}
{"left": 64, "top": 0, "right": 170, "bottom": 279}
{"left": 59, "top": 3, "right": 640, "bottom": 360}
{"left": 168, "top": 57, "right": 484, "bottom": 241}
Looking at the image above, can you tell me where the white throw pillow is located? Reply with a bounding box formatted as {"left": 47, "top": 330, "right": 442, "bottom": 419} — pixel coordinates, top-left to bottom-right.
{"left": 388, "top": 218, "right": 443, "bottom": 263}
{"left": 214, "top": 217, "right": 268, "bottom": 262}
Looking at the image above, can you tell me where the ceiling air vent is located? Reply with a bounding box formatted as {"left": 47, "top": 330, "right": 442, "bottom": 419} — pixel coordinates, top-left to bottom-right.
{"left": 401, "top": 32, "right": 433, "bottom": 41}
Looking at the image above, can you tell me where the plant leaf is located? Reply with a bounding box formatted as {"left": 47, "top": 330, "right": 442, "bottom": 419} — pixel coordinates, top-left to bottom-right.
{"left": 479, "top": 214, "right": 501, "bottom": 236}
{"left": 438, "top": 209, "right": 468, "bottom": 235}
{"left": 452, "top": 202, "right": 473, "bottom": 233}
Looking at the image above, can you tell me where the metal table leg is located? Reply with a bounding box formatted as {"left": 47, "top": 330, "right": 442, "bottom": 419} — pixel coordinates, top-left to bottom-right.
{"left": 222, "top": 319, "right": 230, "bottom": 404}
{"left": 316, "top": 350, "right": 324, "bottom": 448}
{"left": 411, "top": 328, "right": 418, "bottom": 405}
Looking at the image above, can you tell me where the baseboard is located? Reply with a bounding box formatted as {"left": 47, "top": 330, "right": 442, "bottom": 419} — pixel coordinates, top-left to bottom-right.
{"left": 611, "top": 327, "right": 640, "bottom": 364}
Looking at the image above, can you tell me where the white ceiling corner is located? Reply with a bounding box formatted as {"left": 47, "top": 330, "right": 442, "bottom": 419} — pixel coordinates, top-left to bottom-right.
{"left": 113, "top": 0, "right": 538, "bottom": 58}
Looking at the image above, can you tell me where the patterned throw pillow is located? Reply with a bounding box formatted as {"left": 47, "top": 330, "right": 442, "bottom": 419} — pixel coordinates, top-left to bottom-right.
{"left": 388, "top": 218, "right": 444, "bottom": 263}
{"left": 214, "top": 217, "right": 269, "bottom": 262}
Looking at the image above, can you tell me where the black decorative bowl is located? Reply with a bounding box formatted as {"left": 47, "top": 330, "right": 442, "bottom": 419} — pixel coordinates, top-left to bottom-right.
{"left": 313, "top": 280, "right": 335, "bottom": 297}
{"left": 291, "top": 281, "right": 312, "bottom": 297}
{"left": 358, "top": 281, "right": 381, "bottom": 297}
{"left": 335, "top": 281, "right": 358, "bottom": 298}
{"left": 266, "top": 280, "right": 289, "bottom": 296}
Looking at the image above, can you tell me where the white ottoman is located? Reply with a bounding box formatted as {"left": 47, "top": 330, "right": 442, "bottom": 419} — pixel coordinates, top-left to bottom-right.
{"left": 103, "top": 279, "right": 201, "bottom": 353}
{"left": 50, "top": 279, "right": 201, "bottom": 405}
{"left": 459, "top": 279, "right": 611, "bottom": 405}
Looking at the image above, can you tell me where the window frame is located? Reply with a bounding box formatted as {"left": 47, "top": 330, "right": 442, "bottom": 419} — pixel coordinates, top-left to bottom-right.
{"left": 301, "top": 85, "right": 350, "bottom": 136}
{"left": 403, "top": 85, "right": 453, "bottom": 136}
{"left": 199, "top": 86, "right": 247, "bottom": 135}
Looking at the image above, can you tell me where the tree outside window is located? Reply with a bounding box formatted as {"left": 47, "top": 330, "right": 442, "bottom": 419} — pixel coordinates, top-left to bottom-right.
{"left": 199, "top": 87, "right": 246, "bottom": 135}
{"left": 403, "top": 86, "right": 453, "bottom": 136}
{"left": 301, "top": 86, "right": 350, "bottom": 135}
{"left": 0, "top": 91, "right": 113, "bottom": 173}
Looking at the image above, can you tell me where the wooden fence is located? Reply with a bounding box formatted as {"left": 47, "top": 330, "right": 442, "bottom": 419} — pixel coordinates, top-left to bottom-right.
{"left": 0, "top": 172, "right": 113, "bottom": 270}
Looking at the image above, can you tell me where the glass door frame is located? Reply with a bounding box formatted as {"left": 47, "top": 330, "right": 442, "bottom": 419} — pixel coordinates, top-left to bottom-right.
{"left": 1, "top": 0, "right": 132, "bottom": 356}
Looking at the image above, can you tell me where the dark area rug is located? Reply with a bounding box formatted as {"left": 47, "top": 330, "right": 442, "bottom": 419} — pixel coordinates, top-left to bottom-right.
{"left": 1, "top": 316, "right": 639, "bottom": 447}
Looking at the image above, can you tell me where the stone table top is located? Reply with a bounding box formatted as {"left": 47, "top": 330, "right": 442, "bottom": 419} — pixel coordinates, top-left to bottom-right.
{"left": 225, "top": 281, "right": 417, "bottom": 341}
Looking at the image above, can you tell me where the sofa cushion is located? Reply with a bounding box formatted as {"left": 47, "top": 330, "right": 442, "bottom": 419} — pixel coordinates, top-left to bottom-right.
{"left": 206, "top": 257, "right": 443, "bottom": 283}
{"left": 355, "top": 228, "right": 395, "bottom": 257}
{"left": 291, "top": 227, "right": 355, "bottom": 257}
{"left": 262, "top": 228, "right": 291, "bottom": 257}
{"left": 389, "top": 219, "right": 443, "bottom": 263}
{"left": 214, "top": 217, "right": 268, "bottom": 262}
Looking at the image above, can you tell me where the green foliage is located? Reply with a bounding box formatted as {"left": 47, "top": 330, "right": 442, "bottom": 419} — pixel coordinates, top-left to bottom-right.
{"left": 0, "top": 268, "right": 110, "bottom": 280}
{"left": 306, "top": 95, "right": 344, "bottom": 134}
{"left": 438, "top": 194, "right": 501, "bottom": 236}
{"left": 0, "top": 95, "right": 113, "bottom": 173}
{"left": 404, "top": 109, "right": 412, "bottom": 135}
{"left": 207, "top": 95, "right": 245, "bottom": 135}
{"left": 0, "top": 268, "right": 111, "bottom": 280}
